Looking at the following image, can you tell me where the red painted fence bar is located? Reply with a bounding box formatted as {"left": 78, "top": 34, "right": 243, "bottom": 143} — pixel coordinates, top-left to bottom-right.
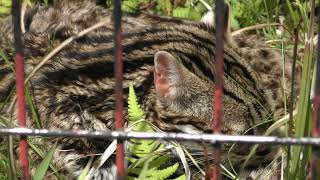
{"left": 311, "top": 6, "right": 320, "bottom": 180}
{"left": 212, "top": 0, "right": 227, "bottom": 179}
{"left": 12, "top": 0, "right": 30, "bottom": 179}
{"left": 113, "top": 0, "right": 125, "bottom": 179}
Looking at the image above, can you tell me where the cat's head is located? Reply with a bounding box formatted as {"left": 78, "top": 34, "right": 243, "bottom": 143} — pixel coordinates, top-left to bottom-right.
{"left": 152, "top": 51, "right": 214, "bottom": 133}
{"left": 149, "top": 7, "right": 255, "bottom": 135}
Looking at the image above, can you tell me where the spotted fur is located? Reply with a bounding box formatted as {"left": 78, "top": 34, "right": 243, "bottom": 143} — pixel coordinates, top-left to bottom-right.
{"left": 0, "top": 1, "right": 300, "bottom": 179}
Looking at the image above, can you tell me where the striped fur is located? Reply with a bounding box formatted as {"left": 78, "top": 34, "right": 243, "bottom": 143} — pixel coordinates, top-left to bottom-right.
{"left": 0, "top": 1, "right": 299, "bottom": 179}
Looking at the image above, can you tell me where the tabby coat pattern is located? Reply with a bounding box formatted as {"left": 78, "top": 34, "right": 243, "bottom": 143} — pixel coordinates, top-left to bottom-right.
{"left": 0, "top": 1, "right": 299, "bottom": 179}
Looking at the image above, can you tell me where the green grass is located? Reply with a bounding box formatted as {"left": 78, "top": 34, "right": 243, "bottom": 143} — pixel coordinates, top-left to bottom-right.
{"left": 288, "top": 1, "right": 316, "bottom": 179}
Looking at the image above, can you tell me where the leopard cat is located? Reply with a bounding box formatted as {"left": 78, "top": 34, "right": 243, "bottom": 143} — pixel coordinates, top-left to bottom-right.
{"left": 0, "top": 0, "right": 300, "bottom": 179}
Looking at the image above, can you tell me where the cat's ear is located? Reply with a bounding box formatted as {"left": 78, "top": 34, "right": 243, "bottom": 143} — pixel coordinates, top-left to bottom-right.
{"left": 153, "top": 51, "right": 186, "bottom": 98}
{"left": 153, "top": 51, "right": 213, "bottom": 127}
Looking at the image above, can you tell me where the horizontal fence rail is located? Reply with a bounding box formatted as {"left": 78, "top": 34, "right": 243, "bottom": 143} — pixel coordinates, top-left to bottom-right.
{"left": 1, "top": 128, "right": 320, "bottom": 146}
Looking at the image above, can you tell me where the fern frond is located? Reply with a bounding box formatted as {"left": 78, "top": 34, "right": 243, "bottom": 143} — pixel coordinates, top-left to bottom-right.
{"left": 127, "top": 84, "right": 184, "bottom": 180}
{"left": 144, "top": 163, "right": 180, "bottom": 180}
{"left": 173, "top": 174, "right": 187, "bottom": 180}
{"left": 128, "top": 83, "right": 145, "bottom": 122}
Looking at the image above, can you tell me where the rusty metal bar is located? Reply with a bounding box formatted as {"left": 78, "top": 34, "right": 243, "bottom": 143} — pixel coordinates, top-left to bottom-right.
{"left": 12, "top": 0, "right": 29, "bottom": 179}
{"left": 213, "top": 0, "right": 227, "bottom": 179}
{"left": 311, "top": 6, "right": 320, "bottom": 180}
{"left": 0, "top": 128, "right": 320, "bottom": 146}
{"left": 113, "top": 0, "right": 125, "bottom": 179}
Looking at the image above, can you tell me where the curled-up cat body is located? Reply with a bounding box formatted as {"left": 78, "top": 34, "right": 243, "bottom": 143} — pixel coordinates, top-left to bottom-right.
{"left": 0, "top": 1, "right": 300, "bottom": 179}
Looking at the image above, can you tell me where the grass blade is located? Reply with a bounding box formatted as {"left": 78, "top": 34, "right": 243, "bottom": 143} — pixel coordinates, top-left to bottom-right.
{"left": 290, "top": 0, "right": 316, "bottom": 178}
{"left": 33, "top": 142, "right": 57, "bottom": 180}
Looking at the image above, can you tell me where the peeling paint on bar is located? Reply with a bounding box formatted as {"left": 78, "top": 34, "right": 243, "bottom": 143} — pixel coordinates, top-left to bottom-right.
{"left": 12, "top": 0, "right": 30, "bottom": 179}
{"left": 212, "top": 0, "right": 227, "bottom": 179}
{"left": 113, "top": 0, "right": 125, "bottom": 178}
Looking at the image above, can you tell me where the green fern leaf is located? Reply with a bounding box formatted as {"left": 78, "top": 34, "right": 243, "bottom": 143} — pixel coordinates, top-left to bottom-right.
{"left": 145, "top": 163, "right": 180, "bottom": 180}
{"left": 172, "top": 174, "right": 187, "bottom": 180}
{"left": 147, "top": 155, "right": 169, "bottom": 169}
{"left": 127, "top": 84, "right": 183, "bottom": 180}
{"left": 128, "top": 83, "right": 145, "bottom": 122}
{"left": 131, "top": 140, "right": 160, "bottom": 158}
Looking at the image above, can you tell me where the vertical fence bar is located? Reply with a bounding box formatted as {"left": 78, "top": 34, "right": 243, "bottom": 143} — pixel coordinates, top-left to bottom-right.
{"left": 311, "top": 7, "right": 320, "bottom": 180}
{"left": 113, "top": 0, "right": 125, "bottom": 179}
{"left": 212, "top": 0, "right": 227, "bottom": 180}
{"left": 12, "top": 0, "right": 29, "bottom": 179}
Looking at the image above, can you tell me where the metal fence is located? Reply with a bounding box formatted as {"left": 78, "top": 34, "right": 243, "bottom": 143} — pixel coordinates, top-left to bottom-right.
{"left": 1, "top": 0, "right": 320, "bottom": 179}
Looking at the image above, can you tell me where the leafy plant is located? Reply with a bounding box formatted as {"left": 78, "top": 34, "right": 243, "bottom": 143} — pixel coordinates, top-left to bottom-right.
{"left": 128, "top": 83, "right": 146, "bottom": 123}
{"left": 0, "top": 0, "right": 11, "bottom": 16}
{"left": 127, "top": 83, "right": 186, "bottom": 180}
